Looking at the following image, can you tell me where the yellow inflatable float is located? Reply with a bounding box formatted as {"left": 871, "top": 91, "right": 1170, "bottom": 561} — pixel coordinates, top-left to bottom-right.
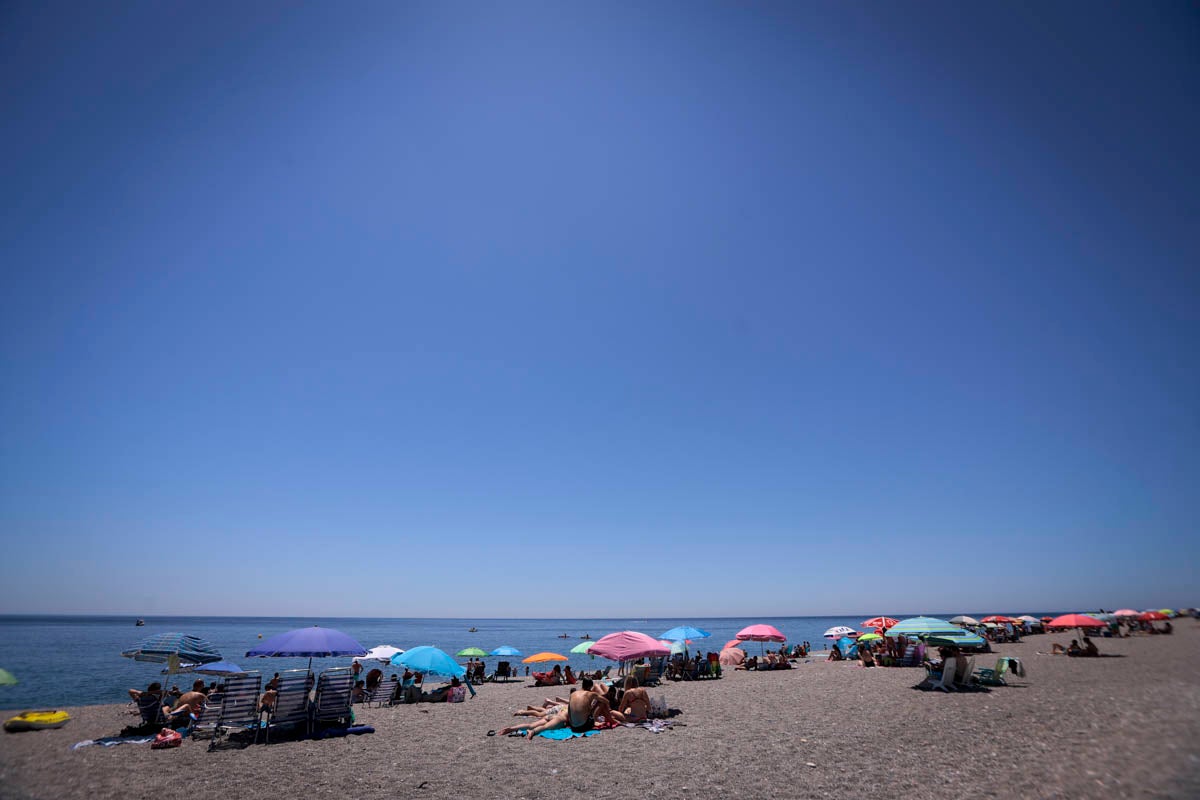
{"left": 4, "top": 710, "right": 70, "bottom": 732}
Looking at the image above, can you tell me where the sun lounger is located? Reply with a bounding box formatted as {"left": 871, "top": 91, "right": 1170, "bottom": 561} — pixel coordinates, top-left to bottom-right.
{"left": 262, "top": 669, "right": 313, "bottom": 743}
{"left": 975, "top": 656, "right": 1025, "bottom": 686}
{"left": 135, "top": 694, "right": 166, "bottom": 728}
{"left": 313, "top": 667, "right": 355, "bottom": 728}
{"left": 363, "top": 676, "right": 399, "bottom": 707}
{"left": 195, "top": 672, "right": 261, "bottom": 749}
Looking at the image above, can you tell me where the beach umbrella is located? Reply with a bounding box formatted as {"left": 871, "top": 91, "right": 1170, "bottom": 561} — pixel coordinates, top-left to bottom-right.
{"left": 834, "top": 636, "right": 858, "bottom": 657}
{"left": 659, "top": 625, "right": 711, "bottom": 642}
{"left": 124, "top": 632, "right": 223, "bottom": 689}
{"left": 246, "top": 625, "right": 367, "bottom": 671}
{"left": 392, "top": 646, "right": 466, "bottom": 678}
{"left": 0, "top": 668, "right": 16, "bottom": 686}
{"left": 456, "top": 647, "right": 488, "bottom": 658}
{"left": 361, "top": 645, "right": 404, "bottom": 662}
{"left": 722, "top": 639, "right": 743, "bottom": 650}
{"left": 861, "top": 617, "right": 898, "bottom": 630}
{"left": 737, "top": 624, "right": 786, "bottom": 657}
{"left": 981, "top": 615, "right": 1015, "bottom": 624}
{"left": 490, "top": 646, "right": 523, "bottom": 657}
{"left": 1157, "top": 609, "right": 1176, "bottom": 617}
{"left": 1046, "top": 614, "right": 1106, "bottom": 629}
{"left": 926, "top": 633, "right": 986, "bottom": 648}
{"left": 1017, "top": 615, "right": 1040, "bottom": 623}
{"left": 718, "top": 648, "right": 745, "bottom": 667}
{"left": 1113, "top": 609, "right": 1139, "bottom": 617}
{"left": 884, "top": 617, "right": 964, "bottom": 638}
{"left": 857, "top": 633, "right": 883, "bottom": 642}
{"left": 949, "top": 616, "right": 979, "bottom": 626}
{"left": 824, "top": 626, "right": 857, "bottom": 639}
{"left": 1138, "top": 611, "right": 1168, "bottom": 621}
{"left": 590, "top": 631, "right": 671, "bottom": 662}
{"left": 658, "top": 639, "right": 688, "bottom": 656}
{"left": 570, "top": 641, "right": 595, "bottom": 655}
{"left": 192, "top": 660, "right": 245, "bottom": 675}
{"left": 522, "top": 652, "right": 569, "bottom": 663}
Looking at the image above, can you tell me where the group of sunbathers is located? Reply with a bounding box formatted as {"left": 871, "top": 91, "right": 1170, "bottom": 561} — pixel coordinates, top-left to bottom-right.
{"left": 496, "top": 676, "right": 653, "bottom": 739}
{"left": 128, "top": 679, "right": 221, "bottom": 726}
{"left": 1049, "top": 637, "right": 1100, "bottom": 657}
{"left": 532, "top": 664, "right": 576, "bottom": 686}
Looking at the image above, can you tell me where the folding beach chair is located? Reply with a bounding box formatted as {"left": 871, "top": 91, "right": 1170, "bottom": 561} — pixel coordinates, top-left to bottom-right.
{"left": 262, "top": 669, "right": 313, "bottom": 743}
{"left": 195, "top": 672, "right": 261, "bottom": 749}
{"left": 135, "top": 694, "right": 167, "bottom": 728}
{"left": 363, "top": 676, "right": 399, "bottom": 707}
{"left": 313, "top": 667, "right": 355, "bottom": 728}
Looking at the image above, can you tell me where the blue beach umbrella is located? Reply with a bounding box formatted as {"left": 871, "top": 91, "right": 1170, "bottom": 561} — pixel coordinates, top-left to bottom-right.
{"left": 193, "top": 660, "right": 245, "bottom": 675}
{"left": 926, "top": 634, "right": 986, "bottom": 648}
{"left": 835, "top": 636, "right": 858, "bottom": 657}
{"left": 123, "top": 633, "right": 223, "bottom": 665}
{"left": 391, "top": 646, "right": 466, "bottom": 678}
{"left": 884, "top": 617, "right": 965, "bottom": 638}
{"left": 658, "top": 625, "right": 712, "bottom": 642}
{"left": 490, "top": 646, "right": 523, "bottom": 657}
{"left": 246, "top": 625, "right": 367, "bottom": 671}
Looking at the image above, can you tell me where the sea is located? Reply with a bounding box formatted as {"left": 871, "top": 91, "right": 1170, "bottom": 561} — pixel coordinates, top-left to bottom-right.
{"left": 0, "top": 613, "right": 1058, "bottom": 711}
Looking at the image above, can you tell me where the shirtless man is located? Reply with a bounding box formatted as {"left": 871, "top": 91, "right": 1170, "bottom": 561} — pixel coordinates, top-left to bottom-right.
{"left": 497, "top": 683, "right": 613, "bottom": 739}
{"left": 618, "top": 676, "right": 651, "bottom": 722}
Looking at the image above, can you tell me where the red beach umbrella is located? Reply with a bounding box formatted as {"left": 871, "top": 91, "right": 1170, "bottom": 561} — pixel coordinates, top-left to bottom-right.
{"left": 981, "top": 615, "right": 1016, "bottom": 624}
{"left": 1046, "top": 614, "right": 1106, "bottom": 629}
{"left": 1138, "top": 611, "right": 1168, "bottom": 621}
{"left": 861, "top": 617, "right": 898, "bottom": 630}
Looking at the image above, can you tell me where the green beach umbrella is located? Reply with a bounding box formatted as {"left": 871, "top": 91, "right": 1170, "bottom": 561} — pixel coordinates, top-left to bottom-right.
{"left": 926, "top": 633, "right": 986, "bottom": 648}
{"left": 857, "top": 633, "right": 882, "bottom": 642}
{"left": 0, "top": 668, "right": 16, "bottom": 686}
{"left": 455, "top": 647, "right": 488, "bottom": 658}
{"left": 885, "top": 616, "right": 966, "bottom": 638}
{"left": 570, "top": 641, "right": 595, "bottom": 654}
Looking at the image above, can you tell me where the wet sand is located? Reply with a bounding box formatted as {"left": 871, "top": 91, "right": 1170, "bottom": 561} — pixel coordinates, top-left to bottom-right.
{"left": 2, "top": 626, "right": 1198, "bottom": 799}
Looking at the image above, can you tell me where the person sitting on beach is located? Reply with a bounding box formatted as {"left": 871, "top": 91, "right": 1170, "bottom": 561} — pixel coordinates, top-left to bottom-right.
{"left": 1163, "top": 621, "right": 1173, "bottom": 635}
{"left": 128, "top": 682, "right": 164, "bottom": 703}
{"left": 1066, "top": 640, "right": 1083, "bottom": 657}
{"left": 829, "top": 644, "right": 843, "bottom": 662}
{"left": 424, "top": 676, "right": 466, "bottom": 703}
{"left": 163, "top": 690, "right": 206, "bottom": 725}
{"left": 618, "top": 676, "right": 651, "bottom": 723}
{"left": 498, "top": 680, "right": 616, "bottom": 739}
{"left": 563, "top": 665, "right": 575, "bottom": 684}
{"left": 352, "top": 680, "right": 367, "bottom": 703}
{"left": 859, "top": 645, "right": 876, "bottom": 668}
{"left": 1081, "top": 637, "right": 1099, "bottom": 657}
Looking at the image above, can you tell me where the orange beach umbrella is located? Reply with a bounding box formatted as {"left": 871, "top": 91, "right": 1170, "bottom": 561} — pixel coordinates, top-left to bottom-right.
{"left": 522, "top": 652, "right": 568, "bottom": 663}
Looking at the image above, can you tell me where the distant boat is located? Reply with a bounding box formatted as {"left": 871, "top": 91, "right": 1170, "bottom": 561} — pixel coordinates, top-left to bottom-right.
{"left": 557, "top": 634, "right": 569, "bottom": 638}
{"left": 135, "top": 619, "right": 145, "bottom": 627}
{"left": 468, "top": 627, "right": 478, "bottom": 633}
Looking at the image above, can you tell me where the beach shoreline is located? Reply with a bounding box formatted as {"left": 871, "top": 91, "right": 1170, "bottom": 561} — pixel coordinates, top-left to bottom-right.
{"left": 2, "top": 627, "right": 1198, "bottom": 799}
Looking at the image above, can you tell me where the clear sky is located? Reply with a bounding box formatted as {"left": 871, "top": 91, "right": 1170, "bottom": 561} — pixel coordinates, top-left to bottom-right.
{"left": 1, "top": 1, "right": 1197, "bottom": 618}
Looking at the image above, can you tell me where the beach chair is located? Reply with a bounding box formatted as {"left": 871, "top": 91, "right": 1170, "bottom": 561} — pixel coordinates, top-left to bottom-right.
{"left": 364, "top": 676, "right": 398, "bottom": 707}
{"left": 954, "top": 656, "right": 976, "bottom": 689}
{"left": 195, "top": 672, "right": 261, "bottom": 749}
{"left": 644, "top": 658, "right": 665, "bottom": 686}
{"left": 975, "top": 656, "right": 1024, "bottom": 687}
{"left": 262, "top": 669, "right": 314, "bottom": 743}
{"left": 492, "top": 661, "right": 512, "bottom": 682}
{"left": 135, "top": 694, "right": 167, "bottom": 728}
{"left": 312, "top": 667, "right": 355, "bottom": 728}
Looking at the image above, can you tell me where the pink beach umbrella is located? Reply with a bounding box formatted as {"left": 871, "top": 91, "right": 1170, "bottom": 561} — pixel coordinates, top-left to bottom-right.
{"left": 1113, "top": 609, "right": 1139, "bottom": 617}
{"left": 589, "top": 631, "right": 670, "bottom": 663}
{"left": 736, "top": 623, "right": 786, "bottom": 657}
{"left": 722, "top": 639, "right": 743, "bottom": 651}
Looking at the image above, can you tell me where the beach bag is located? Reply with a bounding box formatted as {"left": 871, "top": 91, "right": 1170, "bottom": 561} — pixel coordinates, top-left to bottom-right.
{"left": 447, "top": 685, "right": 466, "bottom": 703}
{"left": 151, "top": 728, "right": 182, "bottom": 749}
{"left": 649, "top": 695, "right": 668, "bottom": 718}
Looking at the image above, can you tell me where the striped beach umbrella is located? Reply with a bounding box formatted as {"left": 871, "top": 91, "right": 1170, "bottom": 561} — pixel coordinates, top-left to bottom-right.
{"left": 884, "top": 617, "right": 965, "bottom": 638}
{"left": 122, "top": 633, "right": 223, "bottom": 665}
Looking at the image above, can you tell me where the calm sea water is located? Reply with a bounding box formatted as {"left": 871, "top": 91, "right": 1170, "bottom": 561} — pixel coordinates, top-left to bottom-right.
{"left": 0, "top": 613, "right": 1056, "bottom": 710}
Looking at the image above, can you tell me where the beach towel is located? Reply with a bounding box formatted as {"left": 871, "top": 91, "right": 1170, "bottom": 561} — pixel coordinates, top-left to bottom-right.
{"left": 71, "top": 735, "right": 156, "bottom": 750}
{"left": 314, "top": 725, "right": 375, "bottom": 739}
{"left": 621, "top": 719, "right": 676, "bottom": 734}
{"left": 505, "top": 727, "right": 601, "bottom": 740}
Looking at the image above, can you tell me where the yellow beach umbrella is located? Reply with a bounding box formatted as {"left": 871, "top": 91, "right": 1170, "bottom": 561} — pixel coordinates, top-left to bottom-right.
{"left": 522, "top": 652, "right": 568, "bottom": 663}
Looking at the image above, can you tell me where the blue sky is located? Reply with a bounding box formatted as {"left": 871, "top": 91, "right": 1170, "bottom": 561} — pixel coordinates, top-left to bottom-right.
{"left": 1, "top": 1, "right": 1197, "bottom": 617}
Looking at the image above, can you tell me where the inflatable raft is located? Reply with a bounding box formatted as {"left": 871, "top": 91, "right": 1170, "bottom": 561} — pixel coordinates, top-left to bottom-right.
{"left": 4, "top": 710, "right": 70, "bottom": 732}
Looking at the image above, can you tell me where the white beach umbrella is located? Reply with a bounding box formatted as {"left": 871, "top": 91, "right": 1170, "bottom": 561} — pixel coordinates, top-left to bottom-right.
{"left": 360, "top": 645, "right": 404, "bottom": 662}
{"left": 824, "top": 626, "right": 857, "bottom": 639}
{"left": 950, "top": 616, "right": 979, "bottom": 626}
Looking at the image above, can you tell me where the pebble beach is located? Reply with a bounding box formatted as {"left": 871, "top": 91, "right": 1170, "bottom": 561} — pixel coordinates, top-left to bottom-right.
{"left": 2, "top": 627, "right": 1198, "bottom": 800}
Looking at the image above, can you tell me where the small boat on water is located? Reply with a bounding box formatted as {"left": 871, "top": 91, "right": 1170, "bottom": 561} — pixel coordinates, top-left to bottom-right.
{"left": 468, "top": 627, "right": 478, "bottom": 632}
{"left": 135, "top": 619, "right": 145, "bottom": 627}
{"left": 557, "top": 634, "right": 570, "bottom": 638}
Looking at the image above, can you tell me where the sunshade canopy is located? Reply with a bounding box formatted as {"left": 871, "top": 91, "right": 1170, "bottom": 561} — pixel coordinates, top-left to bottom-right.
{"left": 718, "top": 648, "right": 745, "bottom": 666}
{"left": 123, "top": 633, "right": 223, "bottom": 665}
{"left": 246, "top": 626, "right": 367, "bottom": 658}
{"left": 391, "top": 646, "right": 466, "bottom": 677}
{"left": 659, "top": 625, "right": 711, "bottom": 641}
{"left": 1113, "top": 609, "right": 1139, "bottom": 617}
{"left": 926, "top": 633, "right": 986, "bottom": 648}
{"left": 857, "top": 633, "right": 883, "bottom": 642}
{"left": 949, "top": 616, "right": 979, "bottom": 625}
{"left": 361, "top": 645, "right": 404, "bottom": 662}
{"left": 590, "top": 631, "right": 671, "bottom": 661}
{"left": 1017, "top": 615, "right": 1040, "bottom": 622}
{"left": 522, "top": 652, "right": 568, "bottom": 663}
{"left": 1046, "top": 614, "right": 1106, "bottom": 628}
{"left": 455, "top": 647, "right": 488, "bottom": 657}
{"left": 722, "top": 639, "right": 743, "bottom": 650}
{"left": 569, "top": 641, "right": 595, "bottom": 654}
{"left": 736, "top": 624, "right": 786, "bottom": 642}
{"left": 885, "top": 617, "right": 963, "bottom": 638}
{"left": 1138, "top": 611, "right": 1168, "bottom": 621}
{"left": 824, "top": 626, "right": 857, "bottom": 638}
{"left": 981, "top": 615, "right": 1015, "bottom": 623}
{"left": 192, "top": 660, "right": 245, "bottom": 675}
{"left": 861, "top": 617, "right": 898, "bottom": 629}
{"left": 490, "top": 646, "right": 523, "bottom": 656}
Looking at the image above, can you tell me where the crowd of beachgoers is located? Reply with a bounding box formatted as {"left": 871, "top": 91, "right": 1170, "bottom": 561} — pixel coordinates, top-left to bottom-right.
{"left": 1, "top": 609, "right": 1196, "bottom": 799}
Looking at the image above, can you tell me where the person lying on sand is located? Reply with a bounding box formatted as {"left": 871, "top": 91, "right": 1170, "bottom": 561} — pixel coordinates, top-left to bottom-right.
{"left": 164, "top": 690, "right": 206, "bottom": 722}
{"left": 513, "top": 697, "right": 572, "bottom": 718}
{"left": 498, "top": 679, "right": 624, "bottom": 739}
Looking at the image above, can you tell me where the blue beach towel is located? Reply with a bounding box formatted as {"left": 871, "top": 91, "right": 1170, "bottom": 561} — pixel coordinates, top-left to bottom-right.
{"left": 71, "top": 735, "right": 156, "bottom": 750}
{"left": 507, "top": 727, "right": 600, "bottom": 740}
